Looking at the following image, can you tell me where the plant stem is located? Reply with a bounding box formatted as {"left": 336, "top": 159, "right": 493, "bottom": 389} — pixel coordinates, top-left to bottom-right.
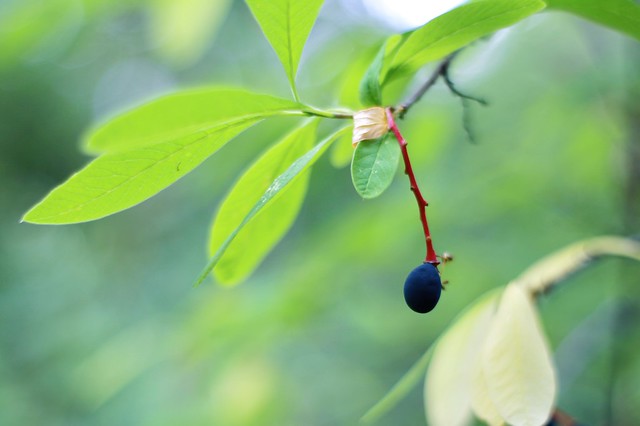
{"left": 385, "top": 108, "right": 439, "bottom": 265}
{"left": 301, "top": 107, "right": 353, "bottom": 119}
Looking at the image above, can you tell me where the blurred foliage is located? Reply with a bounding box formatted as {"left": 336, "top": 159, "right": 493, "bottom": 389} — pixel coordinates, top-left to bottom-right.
{"left": 1, "top": 0, "right": 639, "bottom": 425}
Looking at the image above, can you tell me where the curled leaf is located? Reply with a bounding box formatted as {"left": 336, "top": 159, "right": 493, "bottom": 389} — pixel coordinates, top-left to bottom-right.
{"left": 352, "top": 107, "right": 388, "bottom": 146}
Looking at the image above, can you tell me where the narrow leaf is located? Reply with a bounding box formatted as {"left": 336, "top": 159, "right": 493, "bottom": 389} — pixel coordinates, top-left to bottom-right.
{"left": 22, "top": 119, "right": 259, "bottom": 224}
{"left": 85, "top": 88, "right": 303, "bottom": 153}
{"left": 210, "top": 120, "right": 319, "bottom": 285}
{"left": 425, "top": 292, "right": 499, "bottom": 426}
{"left": 358, "top": 35, "right": 407, "bottom": 106}
{"left": 359, "top": 41, "right": 387, "bottom": 106}
{"left": 545, "top": 0, "right": 640, "bottom": 40}
{"left": 195, "top": 125, "right": 350, "bottom": 287}
{"left": 245, "top": 0, "right": 325, "bottom": 100}
{"left": 384, "top": 0, "right": 545, "bottom": 84}
{"left": 481, "top": 284, "right": 556, "bottom": 426}
{"left": 351, "top": 132, "right": 400, "bottom": 199}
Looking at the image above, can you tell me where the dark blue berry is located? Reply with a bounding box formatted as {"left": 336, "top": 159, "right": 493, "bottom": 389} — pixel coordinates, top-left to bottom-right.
{"left": 404, "top": 263, "right": 441, "bottom": 313}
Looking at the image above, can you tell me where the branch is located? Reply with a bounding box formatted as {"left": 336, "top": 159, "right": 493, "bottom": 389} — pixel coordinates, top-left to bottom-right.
{"left": 441, "top": 63, "right": 487, "bottom": 106}
{"left": 441, "top": 62, "right": 488, "bottom": 144}
{"left": 396, "top": 52, "right": 459, "bottom": 119}
{"left": 514, "top": 237, "right": 640, "bottom": 297}
{"left": 394, "top": 50, "right": 488, "bottom": 145}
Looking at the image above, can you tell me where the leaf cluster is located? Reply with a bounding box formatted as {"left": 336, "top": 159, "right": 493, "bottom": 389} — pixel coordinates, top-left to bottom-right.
{"left": 22, "top": 0, "right": 640, "bottom": 288}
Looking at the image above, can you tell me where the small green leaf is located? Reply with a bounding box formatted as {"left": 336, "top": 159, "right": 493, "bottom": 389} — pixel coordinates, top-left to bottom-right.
{"left": 22, "top": 119, "right": 259, "bottom": 224}
{"left": 85, "top": 88, "right": 303, "bottom": 153}
{"left": 545, "top": 0, "right": 640, "bottom": 40}
{"left": 359, "top": 41, "right": 386, "bottom": 106}
{"left": 384, "top": 0, "right": 545, "bottom": 84}
{"left": 245, "top": 0, "right": 325, "bottom": 101}
{"left": 209, "top": 120, "right": 319, "bottom": 285}
{"left": 195, "top": 125, "right": 350, "bottom": 287}
{"left": 329, "top": 126, "right": 354, "bottom": 169}
{"left": 358, "top": 35, "right": 407, "bottom": 106}
{"left": 351, "top": 132, "right": 400, "bottom": 199}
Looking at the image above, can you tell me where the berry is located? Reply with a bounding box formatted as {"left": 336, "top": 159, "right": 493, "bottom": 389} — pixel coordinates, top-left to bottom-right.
{"left": 403, "top": 263, "right": 441, "bottom": 313}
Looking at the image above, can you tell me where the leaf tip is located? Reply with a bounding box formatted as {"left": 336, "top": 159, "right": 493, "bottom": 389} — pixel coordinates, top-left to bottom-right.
{"left": 20, "top": 208, "right": 38, "bottom": 224}
{"left": 192, "top": 271, "right": 210, "bottom": 288}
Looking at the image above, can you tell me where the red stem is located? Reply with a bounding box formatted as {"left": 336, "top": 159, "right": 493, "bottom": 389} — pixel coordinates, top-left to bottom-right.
{"left": 385, "top": 108, "right": 439, "bottom": 265}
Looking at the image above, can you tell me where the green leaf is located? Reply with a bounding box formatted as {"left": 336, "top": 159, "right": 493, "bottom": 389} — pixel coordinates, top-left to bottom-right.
{"left": 359, "top": 41, "right": 386, "bottom": 106}
{"left": 22, "top": 119, "right": 259, "bottom": 224}
{"left": 195, "top": 125, "right": 350, "bottom": 287}
{"left": 209, "top": 119, "right": 319, "bottom": 285}
{"left": 245, "top": 0, "right": 324, "bottom": 101}
{"left": 384, "top": 0, "right": 546, "bottom": 84}
{"left": 351, "top": 132, "right": 400, "bottom": 199}
{"left": 85, "top": 88, "right": 303, "bottom": 153}
{"left": 545, "top": 0, "right": 640, "bottom": 40}
{"left": 358, "top": 35, "right": 406, "bottom": 106}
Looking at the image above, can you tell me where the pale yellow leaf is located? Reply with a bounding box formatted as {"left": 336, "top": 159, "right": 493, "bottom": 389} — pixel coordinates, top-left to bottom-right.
{"left": 481, "top": 284, "right": 556, "bottom": 426}
{"left": 471, "top": 360, "right": 506, "bottom": 426}
{"left": 425, "top": 291, "right": 499, "bottom": 426}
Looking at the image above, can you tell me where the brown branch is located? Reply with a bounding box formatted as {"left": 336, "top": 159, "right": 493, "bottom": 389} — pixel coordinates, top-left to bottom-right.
{"left": 394, "top": 50, "right": 488, "bottom": 145}
{"left": 395, "top": 52, "right": 460, "bottom": 119}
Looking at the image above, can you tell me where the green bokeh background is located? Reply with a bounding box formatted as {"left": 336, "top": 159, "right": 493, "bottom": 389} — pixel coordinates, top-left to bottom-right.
{"left": 1, "top": 1, "right": 639, "bottom": 425}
